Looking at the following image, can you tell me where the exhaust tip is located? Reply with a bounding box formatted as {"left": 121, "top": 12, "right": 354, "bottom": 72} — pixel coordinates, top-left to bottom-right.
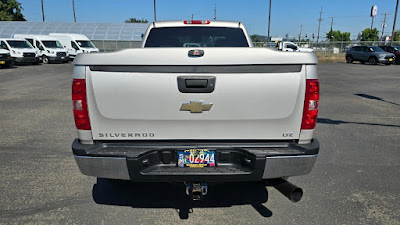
{"left": 268, "top": 179, "right": 304, "bottom": 203}
{"left": 288, "top": 187, "right": 303, "bottom": 203}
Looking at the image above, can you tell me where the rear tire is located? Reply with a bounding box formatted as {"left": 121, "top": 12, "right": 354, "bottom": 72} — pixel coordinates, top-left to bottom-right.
{"left": 346, "top": 56, "right": 353, "bottom": 63}
{"left": 369, "top": 57, "right": 377, "bottom": 65}
{"left": 361, "top": 61, "right": 365, "bottom": 64}
{"left": 385, "top": 63, "right": 391, "bottom": 66}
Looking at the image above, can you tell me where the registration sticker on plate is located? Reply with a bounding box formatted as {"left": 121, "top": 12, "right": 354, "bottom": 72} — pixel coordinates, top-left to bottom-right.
{"left": 178, "top": 149, "right": 215, "bottom": 168}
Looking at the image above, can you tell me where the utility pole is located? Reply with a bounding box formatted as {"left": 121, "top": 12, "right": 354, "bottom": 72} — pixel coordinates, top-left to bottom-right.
{"left": 391, "top": 0, "right": 399, "bottom": 45}
{"left": 41, "top": 0, "right": 45, "bottom": 22}
{"left": 317, "top": 7, "right": 322, "bottom": 43}
{"left": 213, "top": 4, "right": 217, "bottom": 20}
{"left": 72, "top": 0, "right": 76, "bottom": 22}
{"left": 329, "top": 17, "right": 334, "bottom": 31}
{"left": 298, "top": 24, "right": 302, "bottom": 42}
{"left": 381, "top": 13, "right": 390, "bottom": 41}
{"left": 266, "top": 0, "right": 272, "bottom": 47}
{"left": 153, "top": 0, "right": 157, "bottom": 21}
{"left": 191, "top": 14, "right": 194, "bottom": 20}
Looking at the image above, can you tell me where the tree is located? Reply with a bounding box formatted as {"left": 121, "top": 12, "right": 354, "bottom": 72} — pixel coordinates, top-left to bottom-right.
{"left": 250, "top": 34, "right": 268, "bottom": 42}
{"left": 251, "top": 35, "right": 262, "bottom": 42}
{"left": 393, "top": 30, "right": 400, "bottom": 41}
{"left": 0, "top": 0, "right": 26, "bottom": 21}
{"left": 326, "top": 30, "right": 350, "bottom": 41}
{"left": 125, "top": 18, "right": 148, "bottom": 23}
{"left": 360, "top": 28, "right": 379, "bottom": 41}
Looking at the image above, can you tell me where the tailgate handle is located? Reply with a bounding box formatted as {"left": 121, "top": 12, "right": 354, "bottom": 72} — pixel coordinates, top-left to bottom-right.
{"left": 185, "top": 79, "right": 208, "bottom": 88}
{"left": 178, "top": 76, "right": 216, "bottom": 93}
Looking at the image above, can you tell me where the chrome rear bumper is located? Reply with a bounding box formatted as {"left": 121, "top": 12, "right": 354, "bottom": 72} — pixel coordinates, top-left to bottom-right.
{"left": 73, "top": 139, "right": 319, "bottom": 181}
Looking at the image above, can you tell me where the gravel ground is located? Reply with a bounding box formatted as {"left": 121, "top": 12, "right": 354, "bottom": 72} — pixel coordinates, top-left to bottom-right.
{"left": 0, "top": 62, "right": 399, "bottom": 224}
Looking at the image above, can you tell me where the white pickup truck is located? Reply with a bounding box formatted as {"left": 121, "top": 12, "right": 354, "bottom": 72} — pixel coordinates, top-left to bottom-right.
{"left": 277, "top": 41, "right": 314, "bottom": 52}
{"left": 71, "top": 20, "right": 320, "bottom": 202}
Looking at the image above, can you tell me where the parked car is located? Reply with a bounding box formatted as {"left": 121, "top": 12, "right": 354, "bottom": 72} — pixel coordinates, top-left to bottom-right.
{"left": 14, "top": 34, "right": 69, "bottom": 64}
{"left": 71, "top": 20, "right": 320, "bottom": 202}
{"left": 0, "top": 38, "right": 39, "bottom": 65}
{"left": 0, "top": 49, "right": 14, "bottom": 68}
{"left": 49, "top": 33, "right": 99, "bottom": 59}
{"left": 346, "top": 46, "right": 395, "bottom": 65}
{"left": 379, "top": 46, "right": 400, "bottom": 64}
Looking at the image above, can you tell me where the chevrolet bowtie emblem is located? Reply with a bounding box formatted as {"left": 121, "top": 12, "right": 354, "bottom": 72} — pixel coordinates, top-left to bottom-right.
{"left": 180, "top": 101, "right": 213, "bottom": 113}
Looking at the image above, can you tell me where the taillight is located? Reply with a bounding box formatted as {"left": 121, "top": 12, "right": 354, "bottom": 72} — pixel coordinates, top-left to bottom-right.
{"left": 183, "top": 20, "right": 210, "bottom": 24}
{"left": 301, "top": 79, "right": 319, "bottom": 129}
{"left": 72, "top": 79, "right": 91, "bottom": 130}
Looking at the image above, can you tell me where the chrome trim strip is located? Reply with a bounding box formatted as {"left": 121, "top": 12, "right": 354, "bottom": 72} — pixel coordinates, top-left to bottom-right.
{"left": 89, "top": 64, "right": 302, "bottom": 73}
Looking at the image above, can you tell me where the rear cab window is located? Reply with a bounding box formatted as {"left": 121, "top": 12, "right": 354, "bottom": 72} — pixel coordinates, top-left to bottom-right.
{"left": 144, "top": 27, "right": 249, "bottom": 47}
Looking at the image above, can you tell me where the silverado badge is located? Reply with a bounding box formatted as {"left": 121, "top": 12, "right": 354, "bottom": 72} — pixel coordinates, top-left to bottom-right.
{"left": 180, "top": 101, "right": 213, "bottom": 113}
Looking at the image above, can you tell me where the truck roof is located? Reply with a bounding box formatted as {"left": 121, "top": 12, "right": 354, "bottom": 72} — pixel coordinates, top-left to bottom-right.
{"left": 14, "top": 34, "right": 59, "bottom": 41}
{"left": 0, "top": 38, "right": 27, "bottom": 41}
{"left": 153, "top": 20, "right": 241, "bottom": 28}
{"left": 49, "top": 33, "right": 89, "bottom": 40}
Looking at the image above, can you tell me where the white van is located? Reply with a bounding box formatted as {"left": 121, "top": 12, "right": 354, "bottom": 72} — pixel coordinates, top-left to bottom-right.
{"left": 14, "top": 34, "right": 69, "bottom": 64}
{"left": 49, "top": 33, "right": 99, "bottom": 58}
{"left": 0, "top": 38, "right": 39, "bottom": 64}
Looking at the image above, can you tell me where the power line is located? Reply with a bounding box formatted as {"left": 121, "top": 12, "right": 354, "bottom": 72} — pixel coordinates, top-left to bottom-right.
{"left": 41, "top": 0, "right": 45, "bottom": 22}
{"left": 72, "top": 0, "right": 76, "bottom": 23}
{"left": 153, "top": 0, "right": 157, "bottom": 22}
{"left": 381, "top": 13, "right": 390, "bottom": 41}
{"left": 213, "top": 4, "right": 216, "bottom": 20}
{"left": 317, "top": 7, "right": 322, "bottom": 43}
{"left": 329, "top": 17, "right": 334, "bottom": 31}
{"left": 266, "top": 0, "right": 272, "bottom": 46}
{"left": 298, "top": 24, "right": 302, "bottom": 41}
{"left": 391, "top": 0, "right": 399, "bottom": 44}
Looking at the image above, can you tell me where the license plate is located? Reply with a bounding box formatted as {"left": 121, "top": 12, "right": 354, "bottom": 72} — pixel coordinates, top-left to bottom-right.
{"left": 0, "top": 61, "right": 5, "bottom": 64}
{"left": 389, "top": 58, "right": 393, "bottom": 62}
{"left": 61, "top": 57, "right": 65, "bottom": 59}
{"left": 178, "top": 149, "right": 215, "bottom": 168}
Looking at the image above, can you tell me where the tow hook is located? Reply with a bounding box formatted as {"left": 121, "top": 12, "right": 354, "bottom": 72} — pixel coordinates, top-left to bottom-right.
{"left": 185, "top": 182, "right": 208, "bottom": 200}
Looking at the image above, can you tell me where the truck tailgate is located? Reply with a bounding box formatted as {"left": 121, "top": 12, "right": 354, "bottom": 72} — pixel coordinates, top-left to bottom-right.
{"left": 75, "top": 48, "right": 315, "bottom": 141}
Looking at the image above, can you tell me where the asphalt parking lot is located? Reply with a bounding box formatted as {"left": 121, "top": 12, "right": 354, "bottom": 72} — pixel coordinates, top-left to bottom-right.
{"left": 0, "top": 62, "right": 399, "bottom": 224}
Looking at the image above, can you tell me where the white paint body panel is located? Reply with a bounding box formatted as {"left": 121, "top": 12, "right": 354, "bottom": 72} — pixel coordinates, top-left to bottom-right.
{"left": 85, "top": 65, "right": 307, "bottom": 140}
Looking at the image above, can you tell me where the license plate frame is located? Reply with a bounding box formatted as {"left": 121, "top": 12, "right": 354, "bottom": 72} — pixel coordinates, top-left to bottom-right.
{"left": 178, "top": 149, "right": 216, "bottom": 168}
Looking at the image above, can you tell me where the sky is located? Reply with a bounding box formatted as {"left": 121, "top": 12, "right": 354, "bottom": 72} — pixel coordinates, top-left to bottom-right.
{"left": 18, "top": 0, "right": 400, "bottom": 40}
